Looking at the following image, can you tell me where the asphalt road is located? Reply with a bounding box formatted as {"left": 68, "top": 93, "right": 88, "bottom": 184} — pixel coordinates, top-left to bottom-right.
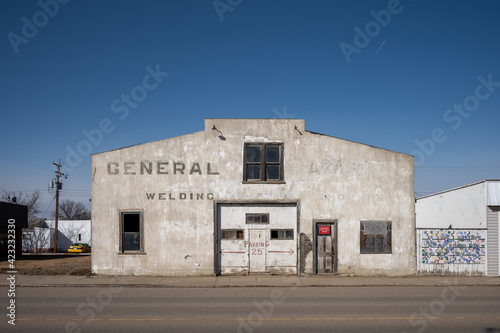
{"left": 3, "top": 286, "right": 500, "bottom": 333}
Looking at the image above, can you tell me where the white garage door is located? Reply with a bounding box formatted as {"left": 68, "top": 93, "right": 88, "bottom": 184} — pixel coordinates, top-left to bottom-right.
{"left": 216, "top": 203, "right": 298, "bottom": 275}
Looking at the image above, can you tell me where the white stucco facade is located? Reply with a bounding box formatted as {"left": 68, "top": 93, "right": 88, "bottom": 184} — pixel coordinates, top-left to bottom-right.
{"left": 91, "top": 119, "right": 415, "bottom": 276}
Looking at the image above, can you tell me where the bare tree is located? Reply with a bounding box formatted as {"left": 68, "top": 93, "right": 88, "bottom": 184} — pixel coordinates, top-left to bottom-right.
{"left": 52, "top": 199, "right": 91, "bottom": 220}
{"left": 2, "top": 189, "right": 41, "bottom": 221}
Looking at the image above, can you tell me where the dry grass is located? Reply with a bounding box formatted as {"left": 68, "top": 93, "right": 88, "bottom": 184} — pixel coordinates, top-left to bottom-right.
{"left": 0, "top": 254, "right": 91, "bottom": 275}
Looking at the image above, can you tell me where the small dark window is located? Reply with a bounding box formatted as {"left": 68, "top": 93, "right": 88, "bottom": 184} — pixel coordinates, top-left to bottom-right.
{"left": 121, "top": 212, "right": 143, "bottom": 252}
{"left": 271, "top": 229, "right": 294, "bottom": 240}
{"left": 244, "top": 143, "right": 284, "bottom": 182}
{"left": 360, "top": 221, "right": 391, "bottom": 254}
{"left": 221, "top": 230, "right": 244, "bottom": 240}
{"left": 246, "top": 213, "right": 269, "bottom": 224}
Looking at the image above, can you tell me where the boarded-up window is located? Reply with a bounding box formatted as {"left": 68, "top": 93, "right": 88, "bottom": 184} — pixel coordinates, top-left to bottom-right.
{"left": 222, "top": 230, "right": 244, "bottom": 240}
{"left": 360, "top": 221, "right": 391, "bottom": 254}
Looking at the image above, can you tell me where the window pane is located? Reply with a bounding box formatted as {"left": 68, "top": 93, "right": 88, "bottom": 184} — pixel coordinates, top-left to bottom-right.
{"left": 271, "top": 229, "right": 293, "bottom": 239}
{"left": 246, "top": 165, "right": 261, "bottom": 180}
{"left": 222, "top": 230, "right": 244, "bottom": 240}
{"left": 246, "top": 146, "right": 261, "bottom": 162}
{"left": 266, "top": 165, "right": 280, "bottom": 180}
{"left": 246, "top": 213, "right": 268, "bottom": 224}
{"left": 123, "top": 213, "right": 140, "bottom": 232}
{"left": 266, "top": 146, "right": 280, "bottom": 162}
{"left": 123, "top": 233, "right": 140, "bottom": 251}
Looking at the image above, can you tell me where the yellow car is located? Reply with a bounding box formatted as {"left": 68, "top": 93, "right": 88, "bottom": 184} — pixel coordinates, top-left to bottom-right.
{"left": 68, "top": 243, "right": 91, "bottom": 253}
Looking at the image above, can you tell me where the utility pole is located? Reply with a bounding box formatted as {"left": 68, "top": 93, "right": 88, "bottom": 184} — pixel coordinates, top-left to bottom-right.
{"left": 51, "top": 160, "right": 67, "bottom": 253}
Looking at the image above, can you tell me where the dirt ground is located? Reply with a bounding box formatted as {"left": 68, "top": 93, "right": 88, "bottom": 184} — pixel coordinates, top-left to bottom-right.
{"left": 0, "top": 254, "right": 91, "bottom": 275}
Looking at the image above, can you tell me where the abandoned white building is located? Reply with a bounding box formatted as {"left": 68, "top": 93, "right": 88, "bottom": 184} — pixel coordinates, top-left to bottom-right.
{"left": 22, "top": 219, "right": 91, "bottom": 252}
{"left": 416, "top": 180, "right": 500, "bottom": 277}
{"left": 91, "top": 119, "right": 415, "bottom": 276}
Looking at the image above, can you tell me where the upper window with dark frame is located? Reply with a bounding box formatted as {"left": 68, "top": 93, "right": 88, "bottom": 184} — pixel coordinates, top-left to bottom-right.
{"left": 360, "top": 221, "right": 392, "bottom": 254}
{"left": 121, "top": 211, "right": 143, "bottom": 253}
{"left": 244, "top": 143, "right": 284, "bottom": 183}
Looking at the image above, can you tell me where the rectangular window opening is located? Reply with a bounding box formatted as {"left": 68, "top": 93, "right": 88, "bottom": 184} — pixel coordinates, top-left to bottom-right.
{"left": 246, "top": 213, "right": 269, "bottom": 224}
{"left": 243, "top": 143, "right": 284, "bottom": 183}
{"left": 121, "top": 212, "right": 143, "bottom": 252}
{"left": 271, "top": 229, "right": 294, "bottom": 240}
{"left": 221, "top": 230, "right": 244, "bottom": 240}
{"left": 360, "top": 221, "right": 391, "bottom": 254}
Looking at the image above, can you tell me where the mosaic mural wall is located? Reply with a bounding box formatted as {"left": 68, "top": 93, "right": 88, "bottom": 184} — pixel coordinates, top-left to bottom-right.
{"left": 421, "top": 230, "right": 486, "bottom": 264}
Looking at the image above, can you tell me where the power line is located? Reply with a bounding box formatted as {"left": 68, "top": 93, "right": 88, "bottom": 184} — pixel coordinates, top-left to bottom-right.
{"left": 3, "top": 188, "right": 90, "bottom": 192}
{"left": 1, "top": 189, "right": 44, "bottom": 193}
{"left": 40, "top": 197, "right": 56, "bottom": 218}
{"left": 62, "top": 188, "right": 91, "bottom": 191}
{"left": 416, "top": 166, "right": 500, "bottom": 169}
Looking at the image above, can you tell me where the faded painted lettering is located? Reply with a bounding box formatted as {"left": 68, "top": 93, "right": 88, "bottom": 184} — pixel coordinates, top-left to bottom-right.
{"left": 107, "top": 162, "right": 119, "bottom": 175}
{"left": 207, "top": 162, "right": 219, "bottom": 175}
{"left": 244, "top": 241, "right": 269, "bottom": 248}
{"left": 140, "top": 162, "right": 152, "bottom": 175}
{"left": 107, "top": 161, "right": 219, "bottom": 176}
{"left": 174, "top": 162, "right": 185, "bottom": 174}
{"left": 245, "top": 240, "right": 269, "bottom": 256}
{"left": 307, "top": 159, "right": 385, "bottom": 177}
{"left": 124, "top": 162, "right": 136, "bottom": 175}
{"left": 189, "top": 163, "right": 202, "bottom": 175}
{"left": 145, "top": 192, "right": 214, "bottom": 200}
{"left": 157, "top": 162, "right": 169, "bottom": 174}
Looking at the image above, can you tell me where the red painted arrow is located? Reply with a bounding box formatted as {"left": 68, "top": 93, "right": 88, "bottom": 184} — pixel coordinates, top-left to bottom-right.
{"left": 268, "top": 249, "right": 294, "bottom": 256}
{"left": 220, "top": 249, "right": 246, "bottom": 256}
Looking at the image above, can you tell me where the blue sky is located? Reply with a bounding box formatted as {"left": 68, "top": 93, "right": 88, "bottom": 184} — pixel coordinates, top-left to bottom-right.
{"left": 1, "top": 0, "right": 499, "bottom": 217}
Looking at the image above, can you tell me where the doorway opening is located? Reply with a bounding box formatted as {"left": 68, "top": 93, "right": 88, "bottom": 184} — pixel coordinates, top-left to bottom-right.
{"left": 314, "top": 221, "right": 337, "bottom": 274}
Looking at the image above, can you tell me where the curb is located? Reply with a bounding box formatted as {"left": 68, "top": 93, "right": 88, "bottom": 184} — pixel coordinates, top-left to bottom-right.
{"left": 3, "top": 282, "right": 500, "bottom": 288}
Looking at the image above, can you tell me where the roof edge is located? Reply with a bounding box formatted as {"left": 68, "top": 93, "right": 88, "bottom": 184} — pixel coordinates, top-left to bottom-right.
{"left": 416, "top": 179, "right": 500, "bottom": 200}
{"left": 92, "top": 130, "right": 205, "bottom": 156}
{"left": 305, "top": 130, "right": 414, "bottom": 158}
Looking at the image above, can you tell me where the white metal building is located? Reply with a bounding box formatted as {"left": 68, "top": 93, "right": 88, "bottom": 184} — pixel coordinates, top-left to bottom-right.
{"left": 22, "top": 219, "right": 91, "bottom": 252}
{"left": 415, "top": 180, "right": 500, "bottom": 276}
{"left": 91, "top": 119, "right": 415, "bottom": 276}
